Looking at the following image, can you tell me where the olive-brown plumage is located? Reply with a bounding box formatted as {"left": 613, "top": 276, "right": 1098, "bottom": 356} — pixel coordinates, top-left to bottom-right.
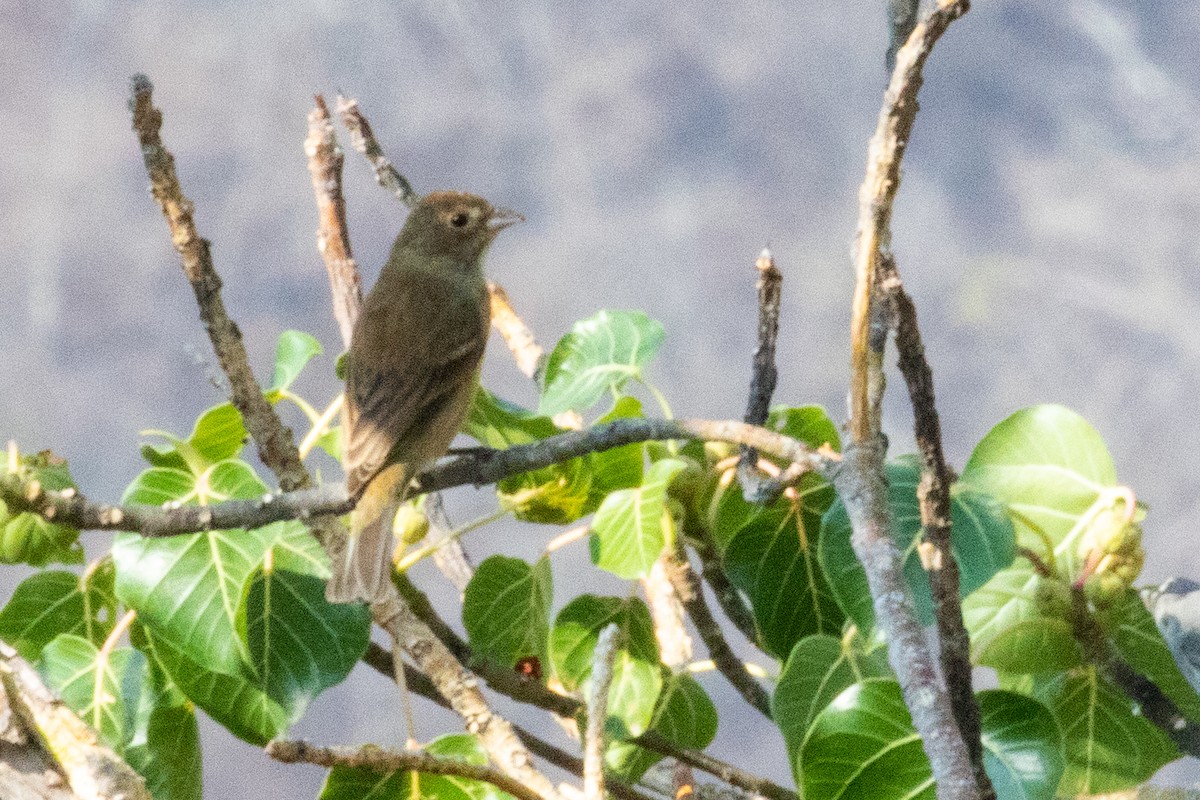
{"left": 327, "top": 191, "right": 520, "bottom": 604}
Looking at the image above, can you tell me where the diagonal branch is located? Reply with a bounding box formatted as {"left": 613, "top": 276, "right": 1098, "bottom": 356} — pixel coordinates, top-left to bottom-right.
{"left": 129, "top": 74, "right": 310, "bottom": 495}
{"left": 336, "top": 96, "right": 421, "bottom": 208}
{"left": 739, "top": 247, "right": 782, "bottom": 471}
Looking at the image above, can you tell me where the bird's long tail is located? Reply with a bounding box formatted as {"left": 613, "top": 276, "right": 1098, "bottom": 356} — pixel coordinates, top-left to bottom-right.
{"left": 326, "top": 464, "right": 407, "bottom": 604}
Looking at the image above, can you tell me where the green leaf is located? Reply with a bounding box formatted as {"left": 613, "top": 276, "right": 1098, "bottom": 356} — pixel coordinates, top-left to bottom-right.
{"left": 138, "top": 624, "right": 289, "bottom": 746}
{"left": 606, "top": 672, "right": 718, "bottom": 782}
{"left": 772, "top": 634, "right": 891, "bottom": 769}
{"left": 466, "top": 388, "right": 591, "bottom": 524}
{"left": 820, "top": 456, "right": 1015, "bottom": 632}
{"left": 725, "top": 484, "right": 844, "bottom": 659}
{"left": 1102, "top": 588, "right": 1200, "bottom": 722}
{"left": 463, "top": 555, "right": 553, "bottom": 669}
{"left": 590, "top": 458, "right": 686, "bottom": 580}
{"left": 0, "top": 566, "right": 116, "bottom": 660}
{"left": 113, "top": 523, "right": 280, "bottom": 675}
{"left": 39, "top": 635, "right": 146, "bottom": 752}
{"left": 550, "top": 595, "right": 662, "bottom": 738}
{"left": 126, "top": 701, "right": 202, "bottom": 800}
{"left": 142, "top": 404, "right": 249, "bottom": 471}
{"left": 800, "top": 679, "right": 935, "bottom": 800}
{"left": 0, "top": 450, "right": 82, "bottom": 566}
{"left": 978, "top": 690, "right": 1064, "bottom": 800}
{"left": 270, "top": 330, "right": 323, "bottom": 392}
{"left": 962, "top": 569, "right": 1082, "bottom": 673}
{"left": 539, "top": 310, "right": 664, "bottom": 416}
{"left": 240, "top": 567, "right": 370, "bottom": 716}
{"left": 960, "top": 406, "right": 1131, "bottom": 672}
{"left": 1035, "top": 668, "right": 1176, "bottom": 795}
{"left": 320, "top": 734, "right": 514, "bottom": 800}
{"left": 587, "top": 395, "right": 647, "bottom": 508}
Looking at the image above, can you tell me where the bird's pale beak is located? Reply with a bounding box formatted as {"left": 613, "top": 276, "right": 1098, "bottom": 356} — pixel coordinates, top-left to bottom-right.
{"left": 488, "top": 207, "right": 524, "bottom": 232}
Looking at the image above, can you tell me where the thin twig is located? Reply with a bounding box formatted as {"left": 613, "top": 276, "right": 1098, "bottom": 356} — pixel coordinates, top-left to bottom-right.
{"left": 305, "top": 95, "right": 362, "bottom": 349}
{"left": 665, "top": 544, "right": 771, "bottom": 717}
{"left": 841, "top": 4, "right": 977, "bottom": 797}
{"left": 642, "top": 553, "right": 694, "bottom": 668}
{"left": 738, "top": 248, "right": 782, "bottom": 477}
{"left": 489, "top": 282, "right": 546, "bottom": 381}
{"left": 267, "top": 739, "right": 546, "bottom": 800}
{"left": 336, "top": 95, "right": 421, "bottom": 208}
{"left": 689, "top": 528, "right": 759, "bottom": 645}
{"left": 881, "top": 255, "right": 992, "bottom": 799}
{"left": 886, "top": 0, "right": 921, "bottom": 73}
{"left": 584, "top": 625, "right": 620, "bottom": 800}
{"left": 129, "top": 74, "right": 309, "bottom": 494}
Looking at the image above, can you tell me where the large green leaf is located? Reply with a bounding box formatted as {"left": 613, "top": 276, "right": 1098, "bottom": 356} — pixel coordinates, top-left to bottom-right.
{"left": 820, "top": 456, "right": 1015, "bottom": 632}
{"left": 772, "top": 634, "right": 891, "bottom": 769}
{"left": 606, "top": 672, "right": 718, "bottom": 782}
{"left": 550, "top": 595, "right": 662, "bottom": 739}
{"left": 240, "top": 566, "right": 370, "bottom": 716}
{"left": 38, "top": 634, "right": 146, "bottom": 752}
{"left": 960, "top": 406, "right": 1132, "bottom": 672}
{"left": 590, "top": 458, "right": 686, "bottom": 580}
{"left": 0, "top": 450, "right": 82, "bottom": 566}
{"left": 141, "top": 403, "right": 248, "bottom": 471}
{"left": 539, "top": 310, "right": 664, "bottom": 416}
{"left": 765, "top": 405, "right": 842, "bottom": 457}
{"left": 1035, "top": 668, "right": 1176, "bottom": 795}
{"left": 126, "top": 701, "right": 202, "bottom": 800}
{"left": 978, "top": 690, "right": 1064, "bottom": 800}
{"left": 462, "top": 555, "right": 553, "bottom": 670}
{"left": 725, "top": 488, "right": 844, "bottom": 659}
{"left": 465, "top": 388, "right": 591, "bottom": 524}
{"left": 139, "top": 625, "right": 289, "bottom": 746}
{"left": 0, "top": 566, "right": 116, "bottom": 660}
{"left": 801, "top": 681, "right": 1064, "bottom": 800}
{"left": 320, "top": 734, "right": 514, "bottom": 800}
{"left": 800, "top": 679, "right": 934, "bottom": 800}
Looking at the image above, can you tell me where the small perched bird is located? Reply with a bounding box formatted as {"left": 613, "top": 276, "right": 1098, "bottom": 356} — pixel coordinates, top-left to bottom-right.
{"left": 1147, "top": 577, "right": 1200, "bottom": 695}
{"left": 327, "top": 191, "right": 521, "bottom": 604}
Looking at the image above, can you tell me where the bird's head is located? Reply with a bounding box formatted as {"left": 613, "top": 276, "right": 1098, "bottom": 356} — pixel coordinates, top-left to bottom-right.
{"left": 396, "top": 191, "right": 523, "bottom": 264}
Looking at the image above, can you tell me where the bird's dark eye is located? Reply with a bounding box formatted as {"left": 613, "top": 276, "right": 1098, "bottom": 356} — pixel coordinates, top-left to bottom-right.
{"left": 450, "top": 212, "right": 470, "bottom": 228}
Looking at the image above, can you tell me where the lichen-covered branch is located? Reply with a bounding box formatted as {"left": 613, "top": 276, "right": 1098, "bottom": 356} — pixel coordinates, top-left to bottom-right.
{"left": 739, "top": 247, "right": 782, "bottom": 473}
{"left": 584, "top": 624, "right": 619, "bottom": 800}
{"left": 488, "top": 282, "right": 545, "bottom": 381}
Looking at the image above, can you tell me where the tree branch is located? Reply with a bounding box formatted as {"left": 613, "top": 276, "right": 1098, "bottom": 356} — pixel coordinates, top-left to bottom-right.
{"left": 266, "top": 739, "right": 546, "bottom": 800}
{"left": 305, "top": 95, "right": 362, "bottom": 349}
{"left": 584, "top": 625, "right": 619, "bottom": 800}
{"left": 129, "top": 74, "right": 311, "bottom": 494}
{"left": 488, "top": 282, "right": 546, "bottom": 382}
{"left": 0, "top": 419, "right": 836, "bottom": 537}
{"left": 841, "top": 4, "right": 978, "bottom": 798}
{"left": 665, "top": 543, "right": 771, "bottom": 717}
{"left": 738, "top": 247, "right": 782, "bottom": 476}
{"left": 336, "top": 96, "right": 420, "bottom": 208}
{"left": 880, "top": 255, "right": 992, "bottom": 798}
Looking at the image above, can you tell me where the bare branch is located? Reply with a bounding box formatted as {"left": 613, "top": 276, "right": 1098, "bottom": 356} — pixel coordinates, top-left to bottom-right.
{"left": 305, "top": 95, "right": 362, "bottom": 349}
{"left": 129, "top": 75, "right": 310, "bottom": 495}
{"left": 336, "top": 95, "right": 421, "bottom": 208}
{"left": 738, "top": 247, "right": 782, "bottom": 477}
{"left": 847, "top": 0, "right": 968, "bottom": 444}
{"left": 267, "top": 739, "right": 546, "bottom": 800}
{"left": 665, "top": 544, "right": 771, "bottom": 717}
{"left": 584, "top": 625, "right": 620, "bottom": 800}
{"left": 881, "top": 255, "right": 992, "bottom": 799}
{"left": 687, "top": 527, "right": 759, "bottom": 645}
{"left": 886, "top": 0, "right": 921, "bottom": 72}
{"left": 839, "top": 3, "right": 978, "bottom": 798}
{"left": 642, "top": 553, "right": 694, "bottom": 668}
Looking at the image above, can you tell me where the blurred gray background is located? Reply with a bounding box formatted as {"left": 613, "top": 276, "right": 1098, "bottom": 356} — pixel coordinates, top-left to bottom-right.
{"left": 4, "top": 0, "right": 1200, "bottom": 795}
